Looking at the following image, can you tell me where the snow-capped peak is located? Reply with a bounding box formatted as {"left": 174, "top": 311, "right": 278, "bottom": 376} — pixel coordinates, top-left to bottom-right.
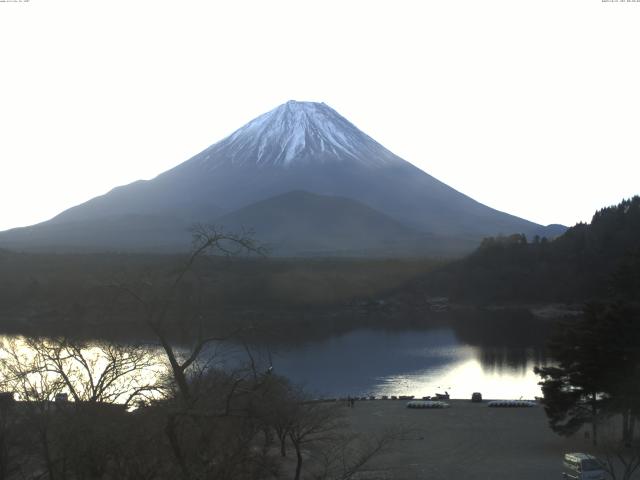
{"left": 195, "top": 100, "right": 403, "bottom": 168}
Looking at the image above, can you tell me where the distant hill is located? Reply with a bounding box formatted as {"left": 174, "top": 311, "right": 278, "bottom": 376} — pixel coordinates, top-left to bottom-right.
{"left": 0, "top": 100, "right": 564, "bottom": 256}
{"left": 418, "top": 196, "right": 640, "bottom": 303}
{"left": 215, "top": 190, "right": 481, "bottom": 256}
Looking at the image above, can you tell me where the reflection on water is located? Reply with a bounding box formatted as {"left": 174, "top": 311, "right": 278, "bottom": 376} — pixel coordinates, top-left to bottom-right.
{"left": 266, "top": 328, "right": 549, "bottom": 400}
{"left": 0, "top": 320, "right": 552, "bottom": 402}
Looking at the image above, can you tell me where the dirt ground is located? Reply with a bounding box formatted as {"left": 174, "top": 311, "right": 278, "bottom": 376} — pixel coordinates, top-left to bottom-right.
{"left": 344, "top": 399, "right": 594, "bottom": 480}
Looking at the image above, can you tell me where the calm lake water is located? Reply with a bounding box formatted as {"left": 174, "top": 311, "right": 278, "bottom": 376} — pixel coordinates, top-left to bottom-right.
{"left": 251, "top": 327, "right": 549, "bottom": 400}
{"left": 1, "top": 314, "right": 553, "bottom": 401}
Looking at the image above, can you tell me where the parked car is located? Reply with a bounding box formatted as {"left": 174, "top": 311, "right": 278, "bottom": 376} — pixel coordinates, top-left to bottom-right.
{"left": 562, "top": 453, "right": 606, "bottom": 480}
{"left": 471, "top": 392, "right": 482, "bottom": 402}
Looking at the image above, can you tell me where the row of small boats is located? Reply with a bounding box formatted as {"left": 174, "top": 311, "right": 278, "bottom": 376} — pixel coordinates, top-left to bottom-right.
{"left": 406, "top": 399, "right": 537, "bottom": 409}
{"left": 406, "top": 400, "right": 450, "bottom": 409}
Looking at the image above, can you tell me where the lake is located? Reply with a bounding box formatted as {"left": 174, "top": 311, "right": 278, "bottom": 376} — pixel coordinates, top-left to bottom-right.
{"left": 241, "top": 326, "right": 550, "bottom": 400}
{"left": 0, "top": 312, "right": 553, "bottom": 401}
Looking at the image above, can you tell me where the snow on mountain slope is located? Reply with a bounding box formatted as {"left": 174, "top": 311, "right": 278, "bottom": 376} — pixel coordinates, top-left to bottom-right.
{"left": 190, "top": 100, "right": 404, "bottom": 169}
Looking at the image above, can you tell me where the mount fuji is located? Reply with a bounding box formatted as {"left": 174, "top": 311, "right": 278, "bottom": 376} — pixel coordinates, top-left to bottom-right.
{"left": 0, "top": 101, "right": 562, "bottom": 256}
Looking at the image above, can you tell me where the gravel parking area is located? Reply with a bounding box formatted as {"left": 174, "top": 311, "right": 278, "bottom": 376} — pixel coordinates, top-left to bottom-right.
{"left": 345, "top": 399, "right": 592, "bottom": 480}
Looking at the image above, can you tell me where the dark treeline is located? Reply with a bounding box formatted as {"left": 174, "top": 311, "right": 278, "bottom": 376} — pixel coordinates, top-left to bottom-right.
{"left": 450, "top": 308, "right": 552, "bottom": 348}
{"left": 0, "top": 252, "right": 439, "bottom": 309}
{"left": 419, "top": 196, "right": 640, "bottom": 304}
{"left": 0, "top": 249, "right": 439, "bottom": 339}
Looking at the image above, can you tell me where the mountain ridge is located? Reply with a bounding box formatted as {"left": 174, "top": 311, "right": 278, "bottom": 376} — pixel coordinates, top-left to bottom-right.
{"left": 0, "top": 100, "right": 564, "bottom": 256}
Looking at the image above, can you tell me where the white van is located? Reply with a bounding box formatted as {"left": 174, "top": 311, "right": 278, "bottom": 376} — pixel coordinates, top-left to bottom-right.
{"left": 562, "top": 453, "right": 606, "bottom": 480}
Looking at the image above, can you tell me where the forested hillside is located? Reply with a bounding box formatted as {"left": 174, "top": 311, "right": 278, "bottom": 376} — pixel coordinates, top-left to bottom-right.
{"left": 420, "top": 196, "right": 640, "bottom": 303}
{"left": 0, "top": 250, "right": 440, "bottom": 338}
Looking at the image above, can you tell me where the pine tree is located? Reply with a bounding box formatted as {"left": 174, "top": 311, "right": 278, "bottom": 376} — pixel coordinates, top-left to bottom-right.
{"left": 535, "top": 302, "right": 640, "bottom": 445}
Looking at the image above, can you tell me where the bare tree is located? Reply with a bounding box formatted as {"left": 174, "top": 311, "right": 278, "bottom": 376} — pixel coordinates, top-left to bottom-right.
{"left": 600, "top": 415, "right": 640, "bottom": 480}
{"left": 113, "top": 224, "right": 265, "bottom": 406}
{"left": 0, "top": 393, "right": 23, "bottom": 480}
{"left": 0, "top": 336, "right": 164, "bottom": 480}
{"left": 107, "top": 225, "right": 269, "bottom": 479}
{"left": 0, "top": 338, "right": 67, "bottom": 480}
{"left": 20, "top": 336, "right": 162, "bottom": 407}
{"left": 283, "top": 397, "right": 402, "bottom": 480}
{"left": 287, "top": 400, "right": 346, "bottom": 480}
{"left": 311, "top": 430, "right": 400, "bottom": 480}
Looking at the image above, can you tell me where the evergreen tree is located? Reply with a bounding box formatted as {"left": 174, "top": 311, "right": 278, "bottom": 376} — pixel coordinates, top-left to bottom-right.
{"left": 535, "top": 302, "right": 640, "bottom": 445}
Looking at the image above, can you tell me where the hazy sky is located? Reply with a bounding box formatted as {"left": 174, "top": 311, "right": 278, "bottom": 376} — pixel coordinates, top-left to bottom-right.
{"left": 1, "top": 0, "right": 639, "bottom": 231}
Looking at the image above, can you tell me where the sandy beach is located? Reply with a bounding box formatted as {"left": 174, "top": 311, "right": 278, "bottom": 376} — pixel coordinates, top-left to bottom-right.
{"left": 344, "top": 399, "right": 593, "bottom": 480}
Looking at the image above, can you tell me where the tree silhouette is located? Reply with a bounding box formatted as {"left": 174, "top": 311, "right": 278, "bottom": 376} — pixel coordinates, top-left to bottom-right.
{"left": 535, "top": 302, "right": 640, "bottom": 446}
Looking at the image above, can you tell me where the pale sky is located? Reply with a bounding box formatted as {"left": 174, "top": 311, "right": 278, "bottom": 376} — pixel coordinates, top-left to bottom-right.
{"left": 1, "top": 0, "right": 639, "bottom": 232}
